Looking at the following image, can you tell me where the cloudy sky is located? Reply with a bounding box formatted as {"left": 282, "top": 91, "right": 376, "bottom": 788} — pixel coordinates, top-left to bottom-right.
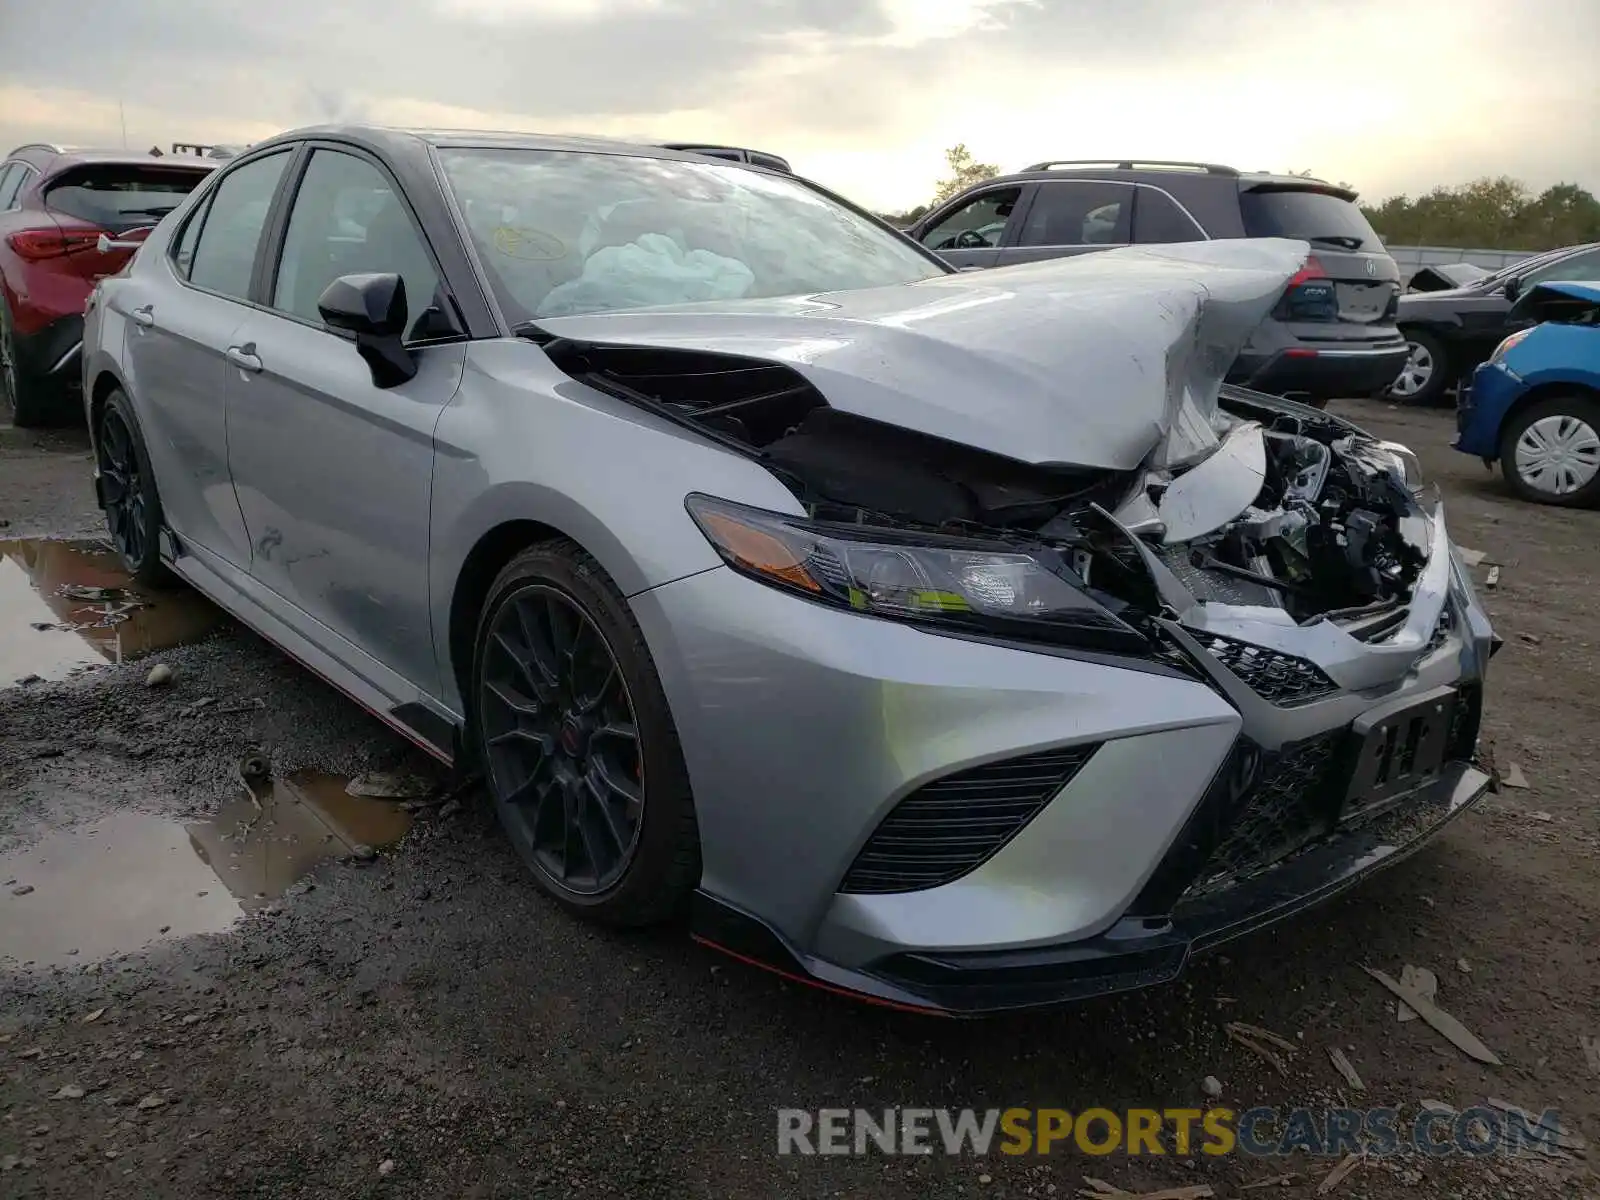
{"left": 1, "top": 0, "right": 1595, "bottom": 212}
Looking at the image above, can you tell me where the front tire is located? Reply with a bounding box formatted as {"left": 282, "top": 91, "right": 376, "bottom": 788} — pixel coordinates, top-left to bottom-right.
{"left": 1388, "top": 329, "right": 1450, "bottom": 406}
{"left": 470, "top": 541, "right": 700, "bottom": 926}
{"left": 97, "top": 389, "right": 172, "bottom": 585}
{"left": 1498, "top": 393, "right": 1600, "bottom": 508}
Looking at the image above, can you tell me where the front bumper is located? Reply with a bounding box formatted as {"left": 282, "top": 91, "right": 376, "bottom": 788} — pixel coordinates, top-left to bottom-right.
{"left": 635, "top": 525, "right": 1494, "bottom": 1015}
{"left": 1453, "top": 362, "right": 1518, "bottom": 459}
{"left": 694, "top": 761, "right": 1490, "bottom": 1015}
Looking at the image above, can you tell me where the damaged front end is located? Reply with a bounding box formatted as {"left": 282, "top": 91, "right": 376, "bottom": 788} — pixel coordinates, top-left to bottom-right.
{"left": 529, "top": 242, "right": 1496, "bottom": 922}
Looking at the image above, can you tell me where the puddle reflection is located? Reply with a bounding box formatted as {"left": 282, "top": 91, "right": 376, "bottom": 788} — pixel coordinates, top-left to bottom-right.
{"left": 0, "top": 773, "right": 412, "bottom": 969}
{"left": 0, "top": 537, "right": 226, "bottom": 685}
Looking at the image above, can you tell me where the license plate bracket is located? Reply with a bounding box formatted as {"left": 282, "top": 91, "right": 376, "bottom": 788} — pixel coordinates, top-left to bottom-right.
{"left": 1345, "top": 685, "right": 1456, "bottom": 809}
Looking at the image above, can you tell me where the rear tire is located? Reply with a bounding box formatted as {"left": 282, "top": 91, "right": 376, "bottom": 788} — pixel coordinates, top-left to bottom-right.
{"left": 1498, "top": 393, "right": 1600, "bottom": 508}
{"left": 97, "top": 388, "right": 173, "bottom": 586}
{"left": 0, "top": 298, "right": 56, "bottom": 428}
{"left": 470, "top": 540, "right": 700, "bottom": 926}
{"left": 1388, "top": 329, "right": 1450, "bottom": 406}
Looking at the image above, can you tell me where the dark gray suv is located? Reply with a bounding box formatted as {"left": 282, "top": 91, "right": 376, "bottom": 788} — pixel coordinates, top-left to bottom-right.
{"left": 908, "top": 160, "right": 1408, "bottom": 405}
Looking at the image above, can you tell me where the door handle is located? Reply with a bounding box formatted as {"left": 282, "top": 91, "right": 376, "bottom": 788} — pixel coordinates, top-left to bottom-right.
{"left": 225, "top": 344, "right": 263, "bottom": 373}
{"left": 131, "top": 305, "right": 155, "bottom": 328}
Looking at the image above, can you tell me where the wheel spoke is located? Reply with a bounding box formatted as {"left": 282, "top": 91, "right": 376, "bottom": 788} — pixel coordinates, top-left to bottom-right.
{"left": 592, "top": 717, "right": 637, "bottom": 746}
{"left": 487, "top": 726, "right": 549, "bottom": 750}
{"left": 574, "top": 664, "right": 619, "bottom": 715}
{"left": 514, "top": 599, "right": 563, "bottom": 692}
{"left": 591, "top": 751, "right": 642, "bottom": 808}
{"left": 583, "top": 770, "right": 630, "bottom": 849}
{"left": 489, "top": 638, "right": 551, "bottom": 705}
{"left": 573, "top": 798, "right": 608, "bottom": 880}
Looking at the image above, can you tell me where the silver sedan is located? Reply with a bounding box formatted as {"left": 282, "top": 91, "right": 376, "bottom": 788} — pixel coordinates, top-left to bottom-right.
{"left": 81, "top": 126, "right": 1497, "bottom": 1015}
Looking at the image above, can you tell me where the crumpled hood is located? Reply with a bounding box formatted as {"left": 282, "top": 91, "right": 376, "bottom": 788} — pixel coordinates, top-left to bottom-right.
{"left": 534, "top": 238, "right": 1312, "bottom": 471}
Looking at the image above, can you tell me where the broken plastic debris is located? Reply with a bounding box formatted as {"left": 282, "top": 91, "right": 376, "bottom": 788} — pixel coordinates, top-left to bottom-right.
{"left": 1581, "top": 1034, "right": 1600, "bottom": 1076}
{"left": 1327, "top": 1046, "right": 1365, "bottom": 1092}
{"left": 1485, "top": 565, "right": 1501, "bottom": 589}
{"left": 1079, "top": 1181, "right": 1213, "bottom": 1200}
{"left": 1315, "top": 1153, "right": 1364, "bottom": 1195}
{"left": 1395, "top": 964, "right": 1437, "bottom": 1023}
{"left": 1224, "top": 1022, "right": 1294, "bottom": 1075}
{"left": 1501, "top": 763, "right": 1530, "bottom": 789}
{"left": 1363, "top": 966, "right": 1501, "bottom": 1065}
{"left": 1455, "top": 546, "right": 1488, "bottom": 566}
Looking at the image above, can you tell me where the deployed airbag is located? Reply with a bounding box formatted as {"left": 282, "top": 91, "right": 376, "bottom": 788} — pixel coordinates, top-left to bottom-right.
{"left": 537, "top": 233, "right": 754, "bottom": 318}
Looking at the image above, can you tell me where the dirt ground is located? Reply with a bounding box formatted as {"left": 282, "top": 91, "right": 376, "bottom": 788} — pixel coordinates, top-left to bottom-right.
{"left": 1, "top": 401, "right": 1597, "bottom": 1200}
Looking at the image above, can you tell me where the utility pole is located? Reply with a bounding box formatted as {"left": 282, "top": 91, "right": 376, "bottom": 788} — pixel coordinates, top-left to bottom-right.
{"left": 119, "top": 101, "right": 128, "bottom": 149}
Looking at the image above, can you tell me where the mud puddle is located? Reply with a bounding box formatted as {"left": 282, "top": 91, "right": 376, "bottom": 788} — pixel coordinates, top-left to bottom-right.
{"left": 0, "top": 537, "right": 225, "bottom": 686}
{"left": 0, "top": 773, "right": 412, "bottom": 969}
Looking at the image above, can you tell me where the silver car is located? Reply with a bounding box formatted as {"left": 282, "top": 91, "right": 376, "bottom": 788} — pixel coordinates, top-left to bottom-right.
{"left": 81, "top": 126, "right": 1497, "bottom": 1015}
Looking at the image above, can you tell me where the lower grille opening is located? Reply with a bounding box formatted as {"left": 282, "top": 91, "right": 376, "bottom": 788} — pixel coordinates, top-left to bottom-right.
{"left": 839, "top": 744, "right": 1100, "bottom": 895}
{"left": 1183, "top": 732, "right": 1347, "bottom": 897}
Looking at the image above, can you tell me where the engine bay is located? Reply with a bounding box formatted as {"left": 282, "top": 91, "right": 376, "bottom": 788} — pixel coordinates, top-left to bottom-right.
{"left": 538, "top": 337, "right": 1433, "bottom": 633}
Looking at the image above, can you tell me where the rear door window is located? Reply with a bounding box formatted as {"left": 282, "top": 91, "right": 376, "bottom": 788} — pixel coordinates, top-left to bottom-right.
{"left": 43, "top": 164, "right": 213, "bottom": 234}
{"left": 187, "top": 151, "right": 292, "bottom": 301}
{"left": 1239, "top": 188, "right": 1382, "bottom": 251}
{"left": 1133, "top": 187, "right": 1204, "bottom": 243}
{"left": 1018, "top": 181, "right": 1133, "bottom": 247}
{"left": 919, "top": 187, "right": 1023, "bottom": 251}
{"left": 0, "top": 164, "right": 26, "bottom": 210}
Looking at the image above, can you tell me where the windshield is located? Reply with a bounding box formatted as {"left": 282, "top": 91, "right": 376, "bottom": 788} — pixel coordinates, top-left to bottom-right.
{"left": 1239, "top": 188, "right": 1382, "bottom": 251}
{"left": 437, "top": 148, "right": 946, "bottom": 322}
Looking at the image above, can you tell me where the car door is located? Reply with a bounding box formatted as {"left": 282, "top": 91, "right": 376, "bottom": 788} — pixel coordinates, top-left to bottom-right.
{"left": 910, "top": 185, "right": 1025, "bottom": 269}
{"left": 118, "top": 149, "right": 293, "bottom": 568}
{"left": 993, "top": 180, "right": 1135, "bottom": 267}
{"left": 224, "top": 144, "right": 467, "bottom": 696}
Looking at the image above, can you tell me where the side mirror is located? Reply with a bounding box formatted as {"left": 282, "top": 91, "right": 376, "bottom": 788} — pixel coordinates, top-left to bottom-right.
{"left": 1502, "top": 276, "right": 1523, "bottom": 302}
{"left": 318, "top": 273, "right": 417, "bottom": 388}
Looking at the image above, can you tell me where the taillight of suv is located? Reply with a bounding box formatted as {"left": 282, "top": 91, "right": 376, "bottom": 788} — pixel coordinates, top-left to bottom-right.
{"left": 6, "top": 227, "right": 109, "bottom": 261}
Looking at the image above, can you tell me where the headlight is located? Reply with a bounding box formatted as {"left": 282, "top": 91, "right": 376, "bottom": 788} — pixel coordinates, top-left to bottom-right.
{"left": 1374, "top": 440, "right": 1424, "bottom": 490}
{"left": 1488, "top": 328, "right": 1531, "bottom": 366}
{"left": 685, "top": 494, "right": 1148, "bottom": 653}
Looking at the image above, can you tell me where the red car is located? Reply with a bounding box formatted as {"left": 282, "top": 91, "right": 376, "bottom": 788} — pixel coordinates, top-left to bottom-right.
{"left": 0, "top": 144, "right": 217, "bottom": 426}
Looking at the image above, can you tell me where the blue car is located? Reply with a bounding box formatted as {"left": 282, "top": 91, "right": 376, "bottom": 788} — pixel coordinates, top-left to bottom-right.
{"left": 1456, "top": 280, "right": 1600, "bottom": 506}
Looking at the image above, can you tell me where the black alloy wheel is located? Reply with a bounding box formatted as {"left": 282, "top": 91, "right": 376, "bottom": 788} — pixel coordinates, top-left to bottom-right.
{"left": 481, "top": 583, "right": 644, "bottom": 892}
{"left": 97, "top": 389, "right": 169, "bottom": 585}
{"left": 472, "top": 542, "right": 699, "bottom": 924}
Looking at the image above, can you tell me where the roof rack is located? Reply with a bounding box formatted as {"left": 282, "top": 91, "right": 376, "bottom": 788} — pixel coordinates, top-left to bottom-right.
{"left": 1022, "top": 159, "right": 1239, "bottom": 176}
{"left": 7, "top": 142, "right": 71, "bottom": 157}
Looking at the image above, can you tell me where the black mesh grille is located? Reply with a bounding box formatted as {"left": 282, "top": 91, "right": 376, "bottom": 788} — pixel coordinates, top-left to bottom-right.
{"left": 1197, "top": 632, "right": 1339, "bottom": 706}
{"left": 1185, "top": 732, "right": 1347, "bottom": 896}
{"left": 839, "top": 745, "right": 1100, "bottom": 895}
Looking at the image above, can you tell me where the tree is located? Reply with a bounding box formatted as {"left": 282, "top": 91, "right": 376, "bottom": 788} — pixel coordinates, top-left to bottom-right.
{"left": 933, "top": 144, "right": 998, "bottom": 205}
{"left": 1359, "top": 177, "right": 1600, "bottom": 250}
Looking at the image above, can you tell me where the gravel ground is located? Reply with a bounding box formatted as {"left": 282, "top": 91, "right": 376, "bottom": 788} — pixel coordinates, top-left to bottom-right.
{"left": 1, "top": 404, "right": 1597, "bottom": 1199}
